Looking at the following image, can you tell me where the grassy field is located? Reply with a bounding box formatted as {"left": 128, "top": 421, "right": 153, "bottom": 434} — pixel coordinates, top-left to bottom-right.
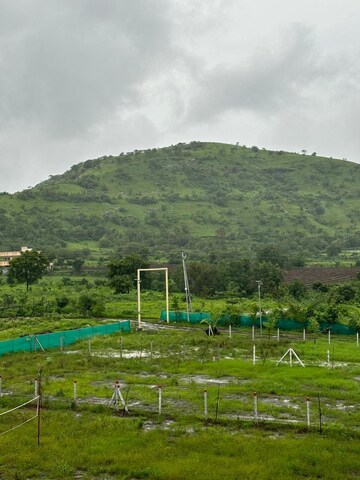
{"left": 0, "top": 319, "right": 359, "bottom": 479}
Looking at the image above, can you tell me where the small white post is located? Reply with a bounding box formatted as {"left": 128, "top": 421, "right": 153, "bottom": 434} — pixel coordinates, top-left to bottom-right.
{"left": 303, "top": 329, "right": 306, "bottom": 341}
{"left": 34, "top": 378, "right": 38, "bottom": 397}
{"left": 229, "top": 325, "right": 232, "bottom": 339}
{"left": 204, "top": 389, "right": 208, "bottom": 420}
{"left": 328, "top": 330, "right": 331, "bottom": 345}
{"left": 0, "top": 376, "right": 2, "bottom": 397}
{"left": 158, "top": 385, "right": 162, "bottom": 416}
{"left": 327, "top": 349, "right": 330, "bottom": 367}
{"left": 252, "top": 325, "right": 255, "bottom": 341}
{"left": 290, "top": 349, "right": 293, "bottom": 367}
{"left": 357, "top": 332, "right": 359, "bottom": 347}
{"left": 137, "top": 269, "right": 142, "bottom": 329}
{"left": 306, "top": 397, "right": 311, "bottom": 429}
{"left": 253, "top": 392, "right": 258, "bottom": 421}
{"left": 277, "top": 328, "right": 280, "bottom": 342}
{"left": 253, "top": 345, "right": 256, "bottom": 366}
{"left": 73, "top": 380, "right": 77, "bottom": 403}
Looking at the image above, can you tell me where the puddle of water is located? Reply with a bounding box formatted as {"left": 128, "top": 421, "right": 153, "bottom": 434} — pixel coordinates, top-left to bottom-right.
{"left": 142, "top": 420, "right": 174, "bottom": 431}
{"left": 261, "top": 397, "right": 301, "bottom": 410}
{"left": 64, "top": 349, "right": 159, "bottom": 359}
{"left": 180, "top": 375, "right": 235, "bottom": 385}
{"left": 334, "top": 403, "right": 356, "bottom": 411}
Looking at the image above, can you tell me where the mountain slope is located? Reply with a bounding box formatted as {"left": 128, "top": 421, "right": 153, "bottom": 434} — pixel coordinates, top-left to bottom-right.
{"left": 1, "top": 141, "right": 360, "bottom": 263}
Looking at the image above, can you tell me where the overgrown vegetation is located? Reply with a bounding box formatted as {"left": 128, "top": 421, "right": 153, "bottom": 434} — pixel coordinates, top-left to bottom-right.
{"left": 2, "top": 142, "right": 360, "bottom": 264}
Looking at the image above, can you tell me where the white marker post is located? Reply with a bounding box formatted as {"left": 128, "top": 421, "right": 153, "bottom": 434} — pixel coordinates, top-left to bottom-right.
{"left": 229, "top": 325, "right": 232, "bottom": 339}
{"left": 357, "top": 332, "right": 359, "bottom": 347}
{"left": 204, "top": 389, "right": 208, "bottom": 420}
{"left": 253, "top": 345, "right": 256, "bottom": 366}
{"left": 252, "top": 325, "right": 255, "bottom": 341}
{"left": 34, "top": 378, "right": 38, "bottom": 397}
{"left": 306, "top": 397, "right": 311, "bottom": 429}
{"left": 328, "top": 330, "right": 331, "bottom": 345}
{"left": 277, "top": 328, "right": 280, "bottom": 342}
{"left": 327, "top": 350, "right": 330, "bottom": 367}
{"left": 303, "top": 329, "right": 306, "bottom": 341}
{"left": 73, "top": 380, "right": 77, "bottom": 404}
{"left": 158, "top": 385, "right": 162, "bottom": 416}
{"left": 253, "top": 392, "right": 258, "bottom": 422}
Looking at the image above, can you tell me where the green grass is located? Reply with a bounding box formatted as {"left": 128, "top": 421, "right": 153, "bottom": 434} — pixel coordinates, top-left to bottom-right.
{"left": 3, "top": 141, "right": 360, "bottom": 262}
{"left": 0, "top": 322, "right": 360, "bottom": 478}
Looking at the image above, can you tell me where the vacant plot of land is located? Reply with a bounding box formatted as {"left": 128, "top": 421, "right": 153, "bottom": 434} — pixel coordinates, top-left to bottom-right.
{"left": 0, "top": 321, "right": 359, "bottom": 479}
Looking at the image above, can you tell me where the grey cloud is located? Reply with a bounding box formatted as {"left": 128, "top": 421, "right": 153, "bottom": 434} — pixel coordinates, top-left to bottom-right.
{"left": 186, "top": 25, "right": 327, "bottom": 121}
{"left": 0, "top": 0, "right": 176, "bottom": 139}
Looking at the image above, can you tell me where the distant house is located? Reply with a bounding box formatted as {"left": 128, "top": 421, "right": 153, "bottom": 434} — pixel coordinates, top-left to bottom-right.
{"left": 0, "top": 246, "right": 32, "bottom": 268}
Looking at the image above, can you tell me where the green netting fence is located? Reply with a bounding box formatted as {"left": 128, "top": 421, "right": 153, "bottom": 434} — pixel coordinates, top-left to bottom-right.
{"left": 0, "top": 320, "right": 131, "bottom": 356}
{"left": 160, "top": 310, "right": 356, "bottom": 335}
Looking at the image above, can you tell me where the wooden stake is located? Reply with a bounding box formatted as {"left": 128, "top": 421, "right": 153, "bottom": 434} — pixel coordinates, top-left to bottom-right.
{"left": 317, "top": 394, "right": 323, "bottom": 434}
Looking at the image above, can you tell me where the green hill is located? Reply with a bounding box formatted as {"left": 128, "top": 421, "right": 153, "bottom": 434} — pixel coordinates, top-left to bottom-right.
{"left": 1, "top": 141, "right": 360, "bottom": 264}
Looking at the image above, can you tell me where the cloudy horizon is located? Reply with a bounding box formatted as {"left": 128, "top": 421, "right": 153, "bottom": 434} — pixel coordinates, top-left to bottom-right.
{"left": 1, "top": 0, "right": 359, "bottom": 192}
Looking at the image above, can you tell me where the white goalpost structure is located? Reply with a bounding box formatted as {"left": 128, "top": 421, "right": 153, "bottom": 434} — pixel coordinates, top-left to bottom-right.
{"left": 137, "top": 267, "right": 169, "bottom": 328}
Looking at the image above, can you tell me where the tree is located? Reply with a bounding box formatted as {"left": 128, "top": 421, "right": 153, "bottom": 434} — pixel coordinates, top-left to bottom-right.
{"left": 252, "top": 261, "right": 284, "bottom": 296}
{"left": 110, "top": 275, "right": 133, "bottom": 294}
{"left": 288, "top": 279, "right": 307, "bottom": 300}
{"left": 8, "top": 250, "right": 49, "bottom": 290}
{"left": 256, "top": 245, "right": 288, "bottom": 268}
{"left": 107, "top": 255, "right": 149, "bottom": 293}
{"left": 307, "top": 318, "right": 320, "bottom": 343}
{"left": 72, "top": 258, "right": 85, "bottom": 274}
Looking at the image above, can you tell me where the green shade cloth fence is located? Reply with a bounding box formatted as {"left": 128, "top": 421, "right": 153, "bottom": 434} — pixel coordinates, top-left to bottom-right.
{"left": 0, "top": 320, "right": 130, "bottom": 356}
{"left": 160, "top": 311, "right": 356, "bottom": 335}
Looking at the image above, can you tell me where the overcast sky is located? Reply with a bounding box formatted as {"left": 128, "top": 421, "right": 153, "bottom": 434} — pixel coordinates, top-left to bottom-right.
{"left": 1, "top": 0, "right": 360, "bottom": 192}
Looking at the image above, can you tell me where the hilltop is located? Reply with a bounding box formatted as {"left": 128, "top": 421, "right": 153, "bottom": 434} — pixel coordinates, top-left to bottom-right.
{"left": 1, "top": 141, "right": 360, "bottom": 264}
